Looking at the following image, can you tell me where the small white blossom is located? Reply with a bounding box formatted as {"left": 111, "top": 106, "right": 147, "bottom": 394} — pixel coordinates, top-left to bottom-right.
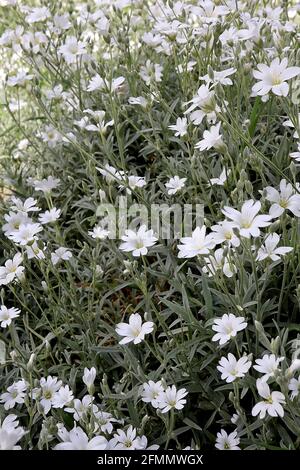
{"left": 141, "top": 380, "right": 164, "bottom": 408}
{"left": 51, "top": 247, "right": 72, "bottom": 265}
{"left": 212, "top": 314, "right": 247, "bottom": 345}
{"left": 217, "top": 353, "right": 251, "bottom": 383}
{"left": 288, "top": 376, "right": 300, "bottom": 400}
{"left": 54, "top": 426, "right": 107, "bottom": 450}
{"left": 252, "top": 58, "right": 300, "bottom": 97}
{"left": 222, "top": 200, "right": 272, "bottom": 238}
{"left": 253, "top": 354, "right": 284, "bottom": 380}
{"left": 168, "top": 117, "right": 188, "bottom": 137}
{"left": 0, "top": 253, "right": 24, "bottom": 286}
{"left": 116, "top": 313, "right": 154, "bottom": 345}
{"left": 195, "top": 123, "right": 224, "bottom": 152}
{"left": 157, "top": 385, "right": 188, "bottom": 413}
{"left": 252, "top": 379, "right": 285, "bottom": 419}
{"left": 38, "top": 208, "right": 61, "bottom": 224}
{"left": 0, "top": 305, "right": 21, "bottom": 328}
{"left": 0, "top": 380, "right": 27, "bottom": 409}
{"left": 265, "top": 179, "right": 300, "bottom": 218}
{"left": 120, "top": 225, "right": 157, "bottom": 257}
{"left": 256, "top": 233, "right": 293, "bottom": 261}
{"left": 215, "top": 430, "right": 240, "bottom": 450}
{"left": 177, "top": 226, "right": 215, "bottom": 258}
{"left": 165, "top": 176, "right": 186, "bottom": 195}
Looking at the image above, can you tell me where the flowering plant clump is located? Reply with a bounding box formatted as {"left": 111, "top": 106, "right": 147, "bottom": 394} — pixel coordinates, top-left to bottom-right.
{"left": 0, "top": 0, "right": 300, "bottom": 451}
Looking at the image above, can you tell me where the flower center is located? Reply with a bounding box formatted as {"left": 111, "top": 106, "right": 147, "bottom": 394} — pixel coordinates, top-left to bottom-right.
{"left": 43, "top": 390, "right": 53, "bottom": 400}
{"left": 135, "top": 241, "right": 145, "bottom": 249}
{"left": 241, "top": 221, "right": 252, "bottom": 229}
{"left": 271, "top": 76, "right": 282, "bottom": 86}
{"left": 68, "top": 45, "right": 78, "bottom": 54}
{"left": 132, "top": 328, "right": 141, "bottom": 337}
{"left": 279, "top": 199, "right": 288, "bottom": 208}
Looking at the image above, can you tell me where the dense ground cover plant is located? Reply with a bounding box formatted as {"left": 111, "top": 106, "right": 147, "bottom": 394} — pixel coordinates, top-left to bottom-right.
{"left": 0, "top": 0, "right": 300, "bottom": 450}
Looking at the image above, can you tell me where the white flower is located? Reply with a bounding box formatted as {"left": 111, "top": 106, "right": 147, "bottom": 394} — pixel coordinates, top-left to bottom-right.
{"left": 177, "top": 226, "right": 215, "bottom": 258}
{"left": 31, "top": 176, "right": 60, "bottom": 193}
{"left": 195, "top": 123, "right": 224, "bottom": 152}
{"left": 288, "top": 376, "right": 300, "bottom": 400}
{"left": 0, "top": 415, "right": 26, "bottom": 450}
{"left": 10, "top": 197, "right": 40, "bottom": 213}
{"left": 38, "top": 208, "right": 61, "bottom": 224}
{"left": 141, "top": 380, "right": 164, "bottom": 407}
{"left": 52, "top": 385, "right": 74, "bottom": 409}
{"left": 256, "top": 233, "right": 293, "bottom": 261}
{"left": 222, "top": 199, "right": 272, "bottom": 238}
{"left": 32, "top": 376, "right": 62, "bottom": 415}
{"left": 26, "top": 7, "right": 50, "bottom": 23}
{"left": 84, "top": 110, "right": 114, "bottom": 133}
{"left": 0, "top": 253, "right": 24, "bottom": 286}
{"left": 201, "top": 68, "right": 236, "bottom": 86}
{"left": 209, "top": 168, "right": 229, "bottom": 186}
{"left": 10, "top": 223, "right": 43, "bottom": 246}
{"left": 210, "top": 221, "right": 240, "bottom": 247}
{"left": 87, "top": 74, "right": 105, "bottom": 92}
{"left": 7, "top": 71, "right": 34, "bottom": 87}
{"left": 109, "top": 426, "right": 142, "bottom": 450}
{"left": 51, "top": 247, "right": 72, "bottom": 266}
{"left": 140, "top": 60, "right": 163, "bottom": 85}
{"left": 58, "top": 36, "right": 86, "bottom": 64}
{"left": 165, "top": 176, "right": 187, "bottom": 195}
{"left": 50, "top": 14, "right": 71, "bottom": 34}
{"left": 74, "top": 116, "right": 90, "bottom": 129}
{"left": 119, "top": 175, "right": 147, "bottom": 194}
{"left": 128, "top": 96, "right": 147, "bottom": 108}
{"left": 202, "top": 247, "right": 237, "bottom": 278}
{"left": 83, "top": 367, "right": 96, "bottom": 392}
{"left": 184, "top": 84, "right": 218, "bottom": 125}
{"left": 54, "top": 426, "right": 107, "bottom": 450}
{"left": 116, "top": 313, "right": 154, "bottom": 345}
{"left": 290, "top": 143, "right": 300, "bottom": 162}
{"left": 168, "top": 117, "right": 188, "bottom": 137}
{"left": 65, "top": 395, "right": 97, "bottom": 421}
{"left": 157, "top": 385, "right": 188, "bottom": 413}
{"left": 0, "top": 380, "right": 27, "bottom": 409}
{"left": 253, "top": 354, "right": 284, "bottom": 380}
{"left": 97, "top": 164, "right": 124, "bottom": 183}
{"left": 252, "top": 58, "right": 300, "bottom": 97}
{"left": 3, "top": 211, "right": 30, "bottom": 237}
{"left": 94, "top": 411, "right": 118, "bottom": 434}
{"left": 88, "top": 226, "right": 109, "bottom": 239}
{"left": 87, "top": 75, "right": 125, "bottom": 93}
{"left": 252, "top": 379, "right": 285, "bottom": 419}
{"left": 215, "top": 429, "right": 240, "bottom": 450}
{"left": 142, "top": 32, "right": 163, "bottom": 47}
{"left": 265, "top": 179, "right": 300, "bottom": 217}
{"left": 283, "top": 114, "right": 300, "bottom": 138}
{"left": 38, "top": 126, "right": 62, "bottom": 148}
{"left": 217, "top": 353, "right": 252, "bottom": 383}
{"left": 26, "top": 241, "right": 46, "bottom": 260}
{"left": 212, "top": 314, "right": 247, "bottom": 345}
{"left": 0, "top": 305, "right": 21, "bottom": 328}
{"left": 120, "top": 225, "right": 158, "bottom": 257}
